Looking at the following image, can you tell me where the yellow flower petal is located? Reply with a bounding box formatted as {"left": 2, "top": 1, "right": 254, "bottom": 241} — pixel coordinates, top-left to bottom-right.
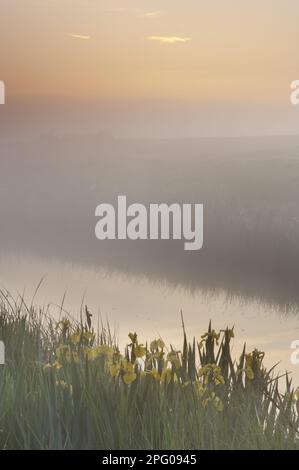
{"left": 123, "top": 371, "right": 137, "bottom": 385}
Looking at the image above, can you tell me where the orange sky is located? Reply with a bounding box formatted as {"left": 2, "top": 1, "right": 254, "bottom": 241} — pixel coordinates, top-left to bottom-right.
{"left": 1, "top": 0, "right": 298, "bottom": 103}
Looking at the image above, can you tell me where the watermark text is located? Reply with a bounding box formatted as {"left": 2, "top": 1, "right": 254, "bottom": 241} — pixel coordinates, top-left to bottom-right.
{"left": 0, "top": 341, "right": 5, "bottom": 365}
{"left": 0, "top": 81, "right": 5, "bottom": 104}
{"left": 95, "top": 196, "right": 203, "bottom": 251}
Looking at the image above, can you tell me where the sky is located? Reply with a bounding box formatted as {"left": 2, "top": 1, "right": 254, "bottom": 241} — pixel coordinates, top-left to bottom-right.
{"left": 1, "top": 0, "right": 299, "bottom": 137}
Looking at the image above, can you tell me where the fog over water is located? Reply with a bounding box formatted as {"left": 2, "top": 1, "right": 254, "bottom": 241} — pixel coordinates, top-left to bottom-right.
{"left": 1, "top": 134, "right": 299, "bottom": 307}
{"left": 1, "top": 130, "right": 299, "bottom": 383}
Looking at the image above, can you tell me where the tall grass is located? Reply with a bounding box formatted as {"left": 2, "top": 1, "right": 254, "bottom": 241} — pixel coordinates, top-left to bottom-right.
{"left": 0, "top": 291, "right": 299, "bottom": 450}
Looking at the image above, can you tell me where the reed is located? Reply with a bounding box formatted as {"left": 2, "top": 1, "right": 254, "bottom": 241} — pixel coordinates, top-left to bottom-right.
{"left": 0, "top": 292, "right": 298, "bottom": 450}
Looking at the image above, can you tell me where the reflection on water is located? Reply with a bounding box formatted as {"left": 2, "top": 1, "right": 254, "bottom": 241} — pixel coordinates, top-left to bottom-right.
{"left": 2, "top": 135, "right": 299, "bottom": 307}
{"left": 1, "top": 252, "right": 299, "bottom": 386}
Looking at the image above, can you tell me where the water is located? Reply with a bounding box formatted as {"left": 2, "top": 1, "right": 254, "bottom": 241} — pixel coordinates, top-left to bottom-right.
{"left": 1, "top": 252, "right": 298, "bottom": 386}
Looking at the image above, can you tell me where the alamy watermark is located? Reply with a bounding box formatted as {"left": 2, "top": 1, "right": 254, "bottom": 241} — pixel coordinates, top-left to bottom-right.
{"left": 0, "top": 341, "right": 5, "bottom": 365}
{"left": 290, "top": 340, "right": 299, "bottom": 365}
{"left": 95, "top": 196, "right": 203, "bottom": 251}
{"left": 290, "top": 80, "right": 299, "bottom": 105}
{"left": 0, "top": 80, "right": 5, "bottom": 104}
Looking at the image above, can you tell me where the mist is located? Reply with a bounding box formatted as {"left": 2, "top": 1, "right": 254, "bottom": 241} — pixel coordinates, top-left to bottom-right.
{"left": 1, "top": 133, "right": 299, "bottom": 308}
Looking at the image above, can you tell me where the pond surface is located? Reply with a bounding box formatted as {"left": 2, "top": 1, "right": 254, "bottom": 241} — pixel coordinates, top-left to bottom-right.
{"left": 1, "top": 252, "right": 299, "bottom": 387}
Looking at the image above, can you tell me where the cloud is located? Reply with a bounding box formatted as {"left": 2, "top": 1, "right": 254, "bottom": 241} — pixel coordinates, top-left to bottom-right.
{"left": 142, "top": 11, "right": 161, "bottom": 18}
{"left": 68, "top": 33, "right": 91, "bottom": 40}
{"left": 147, "top": 36, "right": 191, "bottom": 44}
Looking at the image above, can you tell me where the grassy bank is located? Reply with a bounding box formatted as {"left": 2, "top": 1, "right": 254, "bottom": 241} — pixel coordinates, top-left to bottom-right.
{"left": 0, "top": 292, "right": 299, "bottom": 450}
